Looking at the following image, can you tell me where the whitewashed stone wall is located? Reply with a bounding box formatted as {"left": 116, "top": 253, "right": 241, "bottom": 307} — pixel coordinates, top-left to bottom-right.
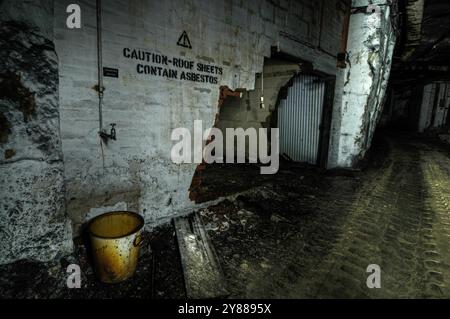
{"left": 54, "top": 0, "right": 347, "bottom": 233}
{"left": 419, "top": 82, "right": 450, "bottom": 132}
{"left": 419, "top": 84, "right": 437, "bottom": 132}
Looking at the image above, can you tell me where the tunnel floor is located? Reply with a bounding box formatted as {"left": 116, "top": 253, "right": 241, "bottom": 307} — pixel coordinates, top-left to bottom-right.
{"left": 203, "top": 132, "right": 450, "bottom": 298}
{"left": 1, "top": 132, "right": 450, "bottom": 298}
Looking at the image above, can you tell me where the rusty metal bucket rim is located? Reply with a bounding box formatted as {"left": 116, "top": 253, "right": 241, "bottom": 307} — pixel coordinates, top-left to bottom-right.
{"left": 88, "top": 211, "right": 144, "bottom": 240}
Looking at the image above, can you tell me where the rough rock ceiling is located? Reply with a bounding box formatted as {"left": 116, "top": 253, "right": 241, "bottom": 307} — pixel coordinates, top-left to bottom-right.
{"left": 391, "top": 0, "right": 450, "bottom": 86}
{"left": 409, "top": 0, "right": 450, "bottom": 64}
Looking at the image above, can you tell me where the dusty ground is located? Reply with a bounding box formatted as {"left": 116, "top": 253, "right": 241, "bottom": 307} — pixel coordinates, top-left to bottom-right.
{"left": 0, "top": 227, "right": 185, "bottom": 298}
{"left": 1, "top": 131, "right": 450, "bottom": 298}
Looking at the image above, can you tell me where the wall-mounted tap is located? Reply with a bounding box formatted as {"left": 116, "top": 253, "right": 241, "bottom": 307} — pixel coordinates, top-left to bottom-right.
{"left": 110, "top": 123, "right": 116, "bottom": 140}
{"left": 99, "top": 123, "right": 116, "bottom": 143}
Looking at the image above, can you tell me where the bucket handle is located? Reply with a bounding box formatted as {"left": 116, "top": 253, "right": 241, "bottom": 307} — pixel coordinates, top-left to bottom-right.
{"left": 133, "top": 234, "right": 144, "bottom": 247}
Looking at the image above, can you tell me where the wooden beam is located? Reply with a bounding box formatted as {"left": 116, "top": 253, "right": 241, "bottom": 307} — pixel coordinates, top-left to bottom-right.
{"left": 174, "top": 213, "right": 229, "bottom": 299}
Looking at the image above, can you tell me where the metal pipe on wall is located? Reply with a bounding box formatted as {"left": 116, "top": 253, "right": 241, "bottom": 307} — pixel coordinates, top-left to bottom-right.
{"left": 97, "top": 0, "right": 104, "bottom": 133}
{"left": 96, "top": 1, "right": 117, "bottom": 144}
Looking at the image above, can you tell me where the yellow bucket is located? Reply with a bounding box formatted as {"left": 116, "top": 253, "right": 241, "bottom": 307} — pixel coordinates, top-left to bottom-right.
{"left": 88, "top": 211, "right": 144, "bottom": 283}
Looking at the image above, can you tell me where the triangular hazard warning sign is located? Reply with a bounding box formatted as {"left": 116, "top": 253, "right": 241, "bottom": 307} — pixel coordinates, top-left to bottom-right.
{"left": 177, "top": 31, "right": 192, "bottom": 49}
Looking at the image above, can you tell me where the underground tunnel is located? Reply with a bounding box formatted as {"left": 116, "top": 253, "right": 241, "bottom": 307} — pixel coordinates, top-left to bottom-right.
{"left": 1, "top": 0, "right": 450, "bottom": 305}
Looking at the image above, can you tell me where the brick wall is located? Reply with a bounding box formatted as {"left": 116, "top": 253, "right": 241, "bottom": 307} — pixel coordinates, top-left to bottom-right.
{"left": 54, "top": 0, "right": 347, "bottom": 234}
{"left": 0, "top": 0, "right": 398, "bottom": 263}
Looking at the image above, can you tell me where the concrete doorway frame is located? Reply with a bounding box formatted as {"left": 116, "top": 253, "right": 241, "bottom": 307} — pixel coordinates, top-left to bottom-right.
{"left": 270, "top": 47, "right": 335, "bottom": 168}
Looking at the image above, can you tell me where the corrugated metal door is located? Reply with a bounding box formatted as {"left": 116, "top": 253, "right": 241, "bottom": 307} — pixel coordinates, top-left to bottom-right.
{"left": 278, "top": 74, "right": 326, "bottom": 164}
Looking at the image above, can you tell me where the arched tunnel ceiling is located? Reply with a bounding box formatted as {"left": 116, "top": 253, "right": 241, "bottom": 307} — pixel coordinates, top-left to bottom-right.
{"left": 391, "top": 0, "right": 450, "bottom": 86}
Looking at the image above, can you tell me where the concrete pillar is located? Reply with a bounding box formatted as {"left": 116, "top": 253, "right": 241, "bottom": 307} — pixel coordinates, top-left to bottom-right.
{"left": 329, "top": 0, "right": 396, "bottom": 167}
